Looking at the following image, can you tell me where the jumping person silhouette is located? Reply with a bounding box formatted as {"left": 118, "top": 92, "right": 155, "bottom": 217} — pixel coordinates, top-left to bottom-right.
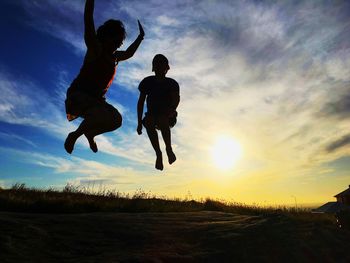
{"left": 137, "top": 54, "right": 180, "bottom": 170}
{"left": 64, "top": 0, "right": 144, "bottom": 154}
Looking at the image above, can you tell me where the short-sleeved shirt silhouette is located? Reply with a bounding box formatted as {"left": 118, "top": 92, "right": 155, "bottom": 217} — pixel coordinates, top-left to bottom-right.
{"left": 139, "top": 76, "right": 179, "bottom": 116}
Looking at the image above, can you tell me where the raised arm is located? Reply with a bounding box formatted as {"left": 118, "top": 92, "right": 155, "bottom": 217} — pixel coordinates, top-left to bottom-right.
{"left": 84, "top": 0, "right": 98, "bottom": 49}
{"left": 137, "top": 92, "right": 146, "bottom": 135}
{"left": 115, "top": 20, "right": 144, "bottom": 62}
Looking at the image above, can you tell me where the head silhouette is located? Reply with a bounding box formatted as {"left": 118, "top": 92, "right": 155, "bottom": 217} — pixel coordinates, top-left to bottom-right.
{"left": 152, "top": 54, "right": 170, "bottom": 77}
{"left": 97, "top": 19, "right": 126, "bottom": 51}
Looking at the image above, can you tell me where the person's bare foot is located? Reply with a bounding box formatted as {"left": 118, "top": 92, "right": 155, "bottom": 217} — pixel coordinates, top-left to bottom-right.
{"left": 64, "top": 132, "right": 78, "bottom": 154}
{"left": 85, "top": 135, "right": 98, "bottom": 153}
{"left": 155, "top": 153, "right": 163, "bottom": 171}
{"left": 166, "top": 148, "right": 176, "bottom": 164}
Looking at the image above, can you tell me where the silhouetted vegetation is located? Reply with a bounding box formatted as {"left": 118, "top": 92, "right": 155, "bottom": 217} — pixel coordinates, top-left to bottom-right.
{"left": 1, "top": 184, "right": 350, "bottom": 262}
{"left": 0, "top": 183, "right": 337, "bottom": 223}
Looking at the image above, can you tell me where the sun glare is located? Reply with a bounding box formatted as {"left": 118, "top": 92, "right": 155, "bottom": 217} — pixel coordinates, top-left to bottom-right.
{"left": 211, "top": 136, "right": 243, "bottom": 170}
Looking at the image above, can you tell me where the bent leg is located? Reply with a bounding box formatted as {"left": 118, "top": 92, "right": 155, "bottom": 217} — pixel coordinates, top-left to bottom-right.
{"left": 65, "top": 103, "right": 122, "bottom": 153}
{"left": 143, "top": 115, "right": 163, "bottom": 170}
{"left": 83, "top": 103, "right": 122, "bottom": 152}
{"left": 83, "top": 103, "right": 122, "bottom": 136}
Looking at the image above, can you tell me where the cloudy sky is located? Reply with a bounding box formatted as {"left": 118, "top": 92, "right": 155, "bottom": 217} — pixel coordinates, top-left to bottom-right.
{"left": 0, "top": 0, "right": 349, "bottom": 206}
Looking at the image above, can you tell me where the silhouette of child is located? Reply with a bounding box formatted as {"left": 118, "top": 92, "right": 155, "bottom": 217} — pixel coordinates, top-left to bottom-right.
{"left": 137, "top": 54, "right": 180, "bottom": 170}
{"left": 64, "top": 0, "right": 144, "bottom": 154}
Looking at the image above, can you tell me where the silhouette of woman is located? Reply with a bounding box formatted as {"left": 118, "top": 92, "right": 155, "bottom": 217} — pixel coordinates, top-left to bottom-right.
{"left": 64, "top": 0, "right": 144, "bottom": 154}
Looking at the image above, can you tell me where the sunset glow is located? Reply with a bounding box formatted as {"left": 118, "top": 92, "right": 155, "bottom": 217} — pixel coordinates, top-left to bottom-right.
{"left": 211, "top": 136, "right": 242, "bottom": 171}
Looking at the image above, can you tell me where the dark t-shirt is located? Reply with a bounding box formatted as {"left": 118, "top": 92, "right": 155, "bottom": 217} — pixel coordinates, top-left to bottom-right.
{"left": 138, "top": 76, "right": 179, "bottom": 115}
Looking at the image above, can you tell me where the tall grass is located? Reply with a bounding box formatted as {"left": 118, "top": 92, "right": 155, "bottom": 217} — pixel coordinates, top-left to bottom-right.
{"left": 0, "top": 183, "right": 336, "bottom": 224}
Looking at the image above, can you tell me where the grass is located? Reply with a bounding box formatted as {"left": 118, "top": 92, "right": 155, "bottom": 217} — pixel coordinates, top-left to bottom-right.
{"left": 0, "top": 183, "right": 337, "bottom": 224}
{"left": 1, "top": 183, "right": 349, "bottom": 262}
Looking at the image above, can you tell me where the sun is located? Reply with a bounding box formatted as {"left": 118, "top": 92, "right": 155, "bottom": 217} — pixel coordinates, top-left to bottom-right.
{"left": 211, "top": 136, "right": 243, "bottom": 170}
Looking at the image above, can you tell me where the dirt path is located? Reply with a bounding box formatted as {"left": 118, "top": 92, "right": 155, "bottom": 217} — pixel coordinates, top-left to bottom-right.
{"left": 0, "top": 211, "right": 349, "bottom": 262}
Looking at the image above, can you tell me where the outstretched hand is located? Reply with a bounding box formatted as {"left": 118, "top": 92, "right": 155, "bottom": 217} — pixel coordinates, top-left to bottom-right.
{"left": 138, "top": 20, "right": 145, "bottom": 38}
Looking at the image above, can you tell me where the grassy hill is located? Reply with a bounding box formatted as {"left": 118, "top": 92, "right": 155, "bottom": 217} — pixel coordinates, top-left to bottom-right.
{"left": 0, "top": 183, "right": 323, "bottom": 214}
{"left": 1, "top": 184, "right": 349, "bottom": 262}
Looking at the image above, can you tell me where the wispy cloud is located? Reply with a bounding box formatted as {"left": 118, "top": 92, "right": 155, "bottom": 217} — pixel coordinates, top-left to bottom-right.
{"left": 0, "top": 69, "right": 69, "bottom": 135}
{"left": 0, "top": 132, "right": 37, "bottom": 148}
{"left": 319, "top": 85, "right": 350, "bottom": 120}
{"left": 1, "top": 146, "right": 140, "bottom": 180}
{"left": 326, "top": 134, "right": 350, "bottom": 153}
{"left": 0, "top": 146, "right": 183, "bottom": 193}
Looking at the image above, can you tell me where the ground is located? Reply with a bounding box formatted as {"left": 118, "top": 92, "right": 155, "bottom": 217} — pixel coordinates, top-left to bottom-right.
{"left": 1, "top": 211, "right": 349, "bottom": 262}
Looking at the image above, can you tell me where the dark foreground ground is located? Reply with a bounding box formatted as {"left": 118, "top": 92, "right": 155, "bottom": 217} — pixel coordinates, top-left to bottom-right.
{"left": 1, "top": 211, "right": 349, "bottom": 263}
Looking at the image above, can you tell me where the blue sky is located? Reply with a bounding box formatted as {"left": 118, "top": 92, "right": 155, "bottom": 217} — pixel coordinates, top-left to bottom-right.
{"left": 0, "top": 0, "right": 350, "bottom": 205}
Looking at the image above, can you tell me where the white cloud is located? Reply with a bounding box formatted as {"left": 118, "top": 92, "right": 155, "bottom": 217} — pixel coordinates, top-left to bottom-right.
{"left": 0, "top": 70, "right": 68, "bottom": 135}
{"left": 156, "top": 15, "right": 180, "bottom": 27}
{"left": 0, "top": 132, "right": 37, "bottom": 148}
{"left": 3, "top": 146, "right": 132, "bottom": 178}
{"left": 21, "top": 0, "right": 86, "bottom": 54}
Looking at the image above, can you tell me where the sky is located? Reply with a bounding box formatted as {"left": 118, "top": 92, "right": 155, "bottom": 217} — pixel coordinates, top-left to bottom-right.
{"left": 0, "top": 0, "right": 349, "bottom": 206}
